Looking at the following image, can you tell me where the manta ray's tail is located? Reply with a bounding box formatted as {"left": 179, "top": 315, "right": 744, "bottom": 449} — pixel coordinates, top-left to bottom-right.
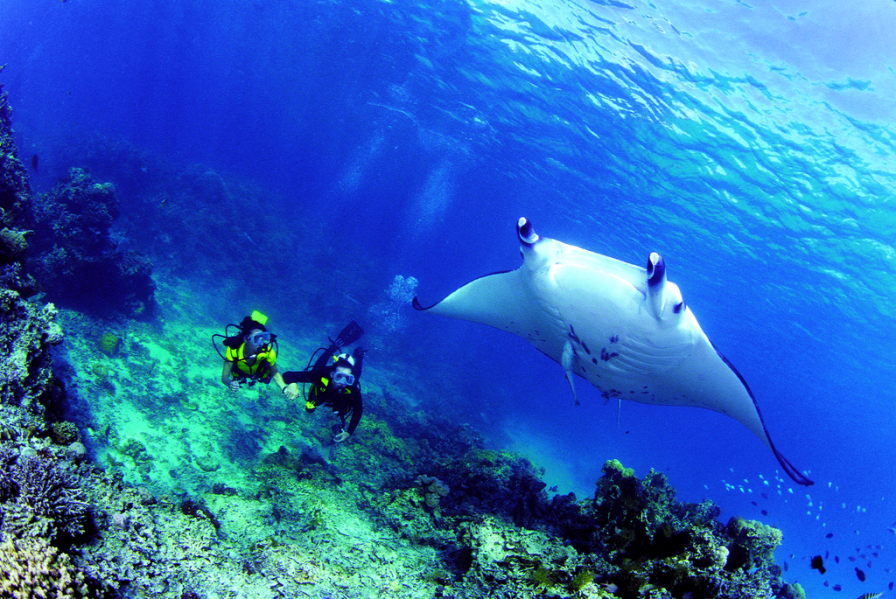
{"left": 770, "top": 445, "right": 814, "bottom": 487}
{"left": 715, "top": 346, "right": 814, "bottom": 487}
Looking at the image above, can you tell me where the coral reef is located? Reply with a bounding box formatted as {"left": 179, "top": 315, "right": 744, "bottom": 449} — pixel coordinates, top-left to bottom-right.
{"left": 97, "top": 333, "right": 120, "bottom": 357}
{"left": 0, "top": 443, "right": 89, "bottom": 542}
{"left": 0, "top": 289, "right": 63, "bottom": 410}
{"left": 0, "top": 93, "right": 800, "bottom": 597}
{"left": 0, "top": 83, "right": 37, "bottom": 296}
{"left": 0, "top": 536, "right": 94, "bottom": 598}
{"left": 29, "top": 168, "right": 155, "bottom": 316}
{"left": 414, "top": 474, "right": 450, "bottom": 510}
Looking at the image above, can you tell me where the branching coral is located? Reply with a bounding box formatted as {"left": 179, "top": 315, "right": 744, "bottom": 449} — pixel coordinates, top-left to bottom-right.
{"left": 0, "top": 536, "right": 93, "bottom": 598}
{"left": 0, "top": 452, "right": 88, "bottom": 541}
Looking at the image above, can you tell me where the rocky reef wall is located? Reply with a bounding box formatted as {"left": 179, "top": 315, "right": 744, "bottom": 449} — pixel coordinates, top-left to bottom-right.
{"left": 0, "top": 75, "right": 37, "bottom": 297}
{"left": 29, "top": 167, "right": 155, "bottom": 317}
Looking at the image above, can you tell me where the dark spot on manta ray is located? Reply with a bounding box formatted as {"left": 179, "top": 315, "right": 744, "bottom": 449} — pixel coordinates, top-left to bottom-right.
{"left": 610, "top": 335, "right": 619, "bottom": 343}
{"left": 592, "top": 358, "right": 598, "bottom": 364}
{"left": 582, "top": 341, "right": 591, "bottom": 354}
{"left": 600, "top": 348, "right": 620, "bottom": 361}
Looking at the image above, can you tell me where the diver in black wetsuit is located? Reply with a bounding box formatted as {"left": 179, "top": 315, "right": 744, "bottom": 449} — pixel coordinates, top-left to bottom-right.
{"left": 282, "top": 322, "right": 365, "bottom": 443}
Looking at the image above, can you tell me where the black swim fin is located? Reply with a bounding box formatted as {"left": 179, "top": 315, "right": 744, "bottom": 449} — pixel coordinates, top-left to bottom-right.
{"left": 332, "top": 320, "right": 364, "bottom": 348}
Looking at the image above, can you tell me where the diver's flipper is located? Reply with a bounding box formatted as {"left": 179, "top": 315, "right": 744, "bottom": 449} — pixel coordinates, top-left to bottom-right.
{"left": 333, "top": 320, "right": 364, "bottom": 348}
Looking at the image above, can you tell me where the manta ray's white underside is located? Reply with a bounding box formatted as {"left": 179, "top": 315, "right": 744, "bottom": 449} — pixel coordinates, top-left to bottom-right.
{"left": 414, "top": 218, "right": 812, "bottom": 486}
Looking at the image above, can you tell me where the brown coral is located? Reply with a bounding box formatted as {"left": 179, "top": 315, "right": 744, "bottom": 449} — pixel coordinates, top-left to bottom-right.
{"left": 0, "top": 227, "right": 29, "bottom": 261}
{"left": 414, "top": 474, "right": 450, "bottom": 510}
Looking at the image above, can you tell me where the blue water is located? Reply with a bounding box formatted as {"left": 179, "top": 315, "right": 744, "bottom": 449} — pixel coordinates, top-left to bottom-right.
{"left": 3, "top": 0, "right": 896, "bottom": 595}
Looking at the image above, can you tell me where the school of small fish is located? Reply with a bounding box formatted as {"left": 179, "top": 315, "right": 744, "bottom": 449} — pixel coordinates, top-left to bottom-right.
{"left": 710, "top": 468, "right": 893, "bottom": 596}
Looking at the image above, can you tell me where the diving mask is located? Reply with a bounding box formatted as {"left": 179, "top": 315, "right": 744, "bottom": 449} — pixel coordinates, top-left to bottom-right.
{"left": 333, "top": 372, "right": 355, "bottom": 387}
{"left": 248, "top": 331, "right": 272, "bottom": 348}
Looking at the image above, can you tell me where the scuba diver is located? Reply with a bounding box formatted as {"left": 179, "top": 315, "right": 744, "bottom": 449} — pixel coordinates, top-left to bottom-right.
{"left": 282, "top": 321, "right": 365, "bottom": 443}
{"left": 215, "top": 311, "right": 291, "bottom": 395}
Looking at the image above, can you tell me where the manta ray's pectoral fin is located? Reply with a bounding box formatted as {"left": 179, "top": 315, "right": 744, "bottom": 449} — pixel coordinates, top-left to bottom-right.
{"left": 561, "top": 340, "right": 580, "bottom": 406}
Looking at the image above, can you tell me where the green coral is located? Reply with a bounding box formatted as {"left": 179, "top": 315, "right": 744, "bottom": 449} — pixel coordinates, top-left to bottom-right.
{"left": 602, "top": 458, "right": 635, "bottom": 479}
{"left": 0, "top": 226, "right": 29, "bottom": 260}
{"left": 0, "top": 537, "right": 94, "bottom": 598}
{"left": 530, "top": 564, "right": 553, "bottom": 588}
{"left": 568, "top": 568, "right": 594, "bottom": 592}
{"left": 98, "top": 333, "right": 120, "bottom": 356}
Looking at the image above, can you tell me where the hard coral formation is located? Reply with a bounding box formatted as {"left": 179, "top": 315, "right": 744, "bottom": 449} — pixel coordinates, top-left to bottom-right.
{"left": 414, "top": 474, "right": 449, "bottom": 510}
{"left": 29, "top": 168, "right": 155, "bottom": 316}
{"left": 97, "top": 333, "right": 120, "bottom": 356}
{"left": 0, "top": 536, "right": 94, "bottom": 598}
{"left": 0, "top": 85, "right": 37, "bottom": 296}
{"left": 0, "top": 289, "right": 63, "bottom": 410}
{"left": 0, "top": 450, "right": 89, "bottom": 542}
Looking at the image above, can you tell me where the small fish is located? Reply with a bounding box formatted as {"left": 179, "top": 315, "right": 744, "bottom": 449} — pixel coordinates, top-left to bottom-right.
{"left": 784, "top": 562, "right": 788, "bottom": 572}
{"left": 836, "top": 556, "right": 841, "bottom": 563}
{"left": 761, "top": 509, "right": 768, "bottom": 516}
{"left": 751, "top": 501, "right": 758, "bottom": 506}
{"left": 827, "top": 533, "right": 834, "bottom": 538}
{"left": 762, "top": 492, "right": 769, "bottom": 499}
{"left": 834, "top": 585, "right": 842, "bottom": 591}
{"left": 811, "top": 555, "right": 827, "bottom": 575}
{"left": 854, "top": 593, "right": 882, "bottom": 599}
{"left": 30, "top": 154, "right": 38, "bottom": 172}
{"left": 856, "top": 567, "right": 866, "bottom": 582}
{"left": 826, "top": 550, "right": 830, "bottom": 559}
{"left": 889, "top": 581, "right": 893, "bottom": 590}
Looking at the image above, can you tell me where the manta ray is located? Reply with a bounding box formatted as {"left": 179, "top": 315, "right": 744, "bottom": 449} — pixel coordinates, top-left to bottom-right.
{"left": 413, "top": 217, "right": 813, "bottom": 486}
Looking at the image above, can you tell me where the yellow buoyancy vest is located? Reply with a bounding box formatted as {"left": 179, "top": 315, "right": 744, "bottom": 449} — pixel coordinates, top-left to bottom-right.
{"left": 226, "top": 343, "right": 277, "bottom": 380}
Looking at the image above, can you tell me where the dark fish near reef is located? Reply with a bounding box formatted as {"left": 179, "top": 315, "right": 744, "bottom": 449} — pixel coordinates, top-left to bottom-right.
{"left": 30, "top": 154, "right": 38, "bottom": 172}
{"left": 761, "top": 509, "right": 768, "bottom": 516}
{"left": 856, "top": 567, "right": 866, "bottom": 582}
{"left": 784, "top": 562, "right": 788, "bottom": 572}
{"left": 811, "top": 555, "right": 827, "bottom": 574}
